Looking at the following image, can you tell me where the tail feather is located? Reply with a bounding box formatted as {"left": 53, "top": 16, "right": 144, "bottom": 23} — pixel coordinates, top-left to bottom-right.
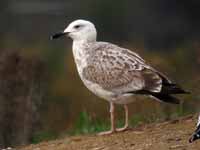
{"left": 151, "top": 93, "right": 180, "bottom": 104}
{"left": 152, "top": 83, "right": 189, "bottom": 104}
{"left": 125, "top": 82, "right": 189, "bottom": 105}
{"left": 161, "top": 83, "right": 190, "bottom": 95}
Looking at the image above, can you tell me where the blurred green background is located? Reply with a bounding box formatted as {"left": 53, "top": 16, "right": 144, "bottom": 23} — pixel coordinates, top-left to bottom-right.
{"left": 0, "top": 0, "right": 200, "bottom": 148}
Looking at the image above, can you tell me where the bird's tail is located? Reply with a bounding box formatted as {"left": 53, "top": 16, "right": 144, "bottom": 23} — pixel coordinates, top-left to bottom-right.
{"left": 151, "top": 93, "right": 180, "bottom": 104}
{"left": 151, "top": 82, "right": 190, "bottom": 104}
{"left": 161, "top": 83, "right": 190, "bottom": 95}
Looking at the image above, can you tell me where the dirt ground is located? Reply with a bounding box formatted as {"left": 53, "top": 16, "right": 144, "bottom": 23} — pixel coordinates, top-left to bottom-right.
{"left": 19, "top": 115, "right": 200, "bottom": 150}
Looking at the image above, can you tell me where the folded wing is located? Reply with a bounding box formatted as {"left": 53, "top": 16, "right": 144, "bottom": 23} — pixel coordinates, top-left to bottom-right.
{"left": 83, "top": 42, "right": 162, "bottom": 94}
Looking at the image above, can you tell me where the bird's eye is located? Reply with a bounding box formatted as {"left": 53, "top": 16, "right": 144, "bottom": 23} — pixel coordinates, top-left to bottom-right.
{"left": 74, "top": 25, "right": 81, "bottom": 29}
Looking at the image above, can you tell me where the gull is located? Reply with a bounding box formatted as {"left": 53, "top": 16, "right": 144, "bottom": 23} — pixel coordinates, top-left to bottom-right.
{"left": 189, "top": 114, "right": 200, "bottom": 143}
{"left": 51, "top": 19, "right": 189, "bottom": 135}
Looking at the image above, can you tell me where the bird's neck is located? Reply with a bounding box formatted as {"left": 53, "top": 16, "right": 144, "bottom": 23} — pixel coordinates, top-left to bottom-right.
{"left": 73, "top": 40, "right": 86, "bottom": 48}
{"left": 72, "top": 40, "right": 93, "bottom": 70}
{"left": 72, "top": 39, "right": 95, "bottom": 52}
{"left": 73, "top": 38, "right": 96, "bottom": 45}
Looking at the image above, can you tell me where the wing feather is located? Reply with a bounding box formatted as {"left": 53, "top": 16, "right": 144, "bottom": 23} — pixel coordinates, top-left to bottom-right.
{"left": 82, "top": 42, "right": 163, "bottom": 93}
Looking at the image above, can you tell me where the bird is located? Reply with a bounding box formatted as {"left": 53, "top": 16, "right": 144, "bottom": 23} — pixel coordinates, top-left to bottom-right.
{"left": 189, "top": 114, "right": 200, "bottom": 143}
{"left": 51, "top": 19, "right": 189, "bottom": 135}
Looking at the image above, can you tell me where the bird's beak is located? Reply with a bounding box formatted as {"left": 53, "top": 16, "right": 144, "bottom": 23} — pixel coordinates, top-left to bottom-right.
{"left": 189, "top": 127, "right": 200, "bottom": 143}
{"left": 50, "top": 31, "right": 69, "bottom": 40}
{"left": 189, "top": 134, "right": 199, "bottom": 143}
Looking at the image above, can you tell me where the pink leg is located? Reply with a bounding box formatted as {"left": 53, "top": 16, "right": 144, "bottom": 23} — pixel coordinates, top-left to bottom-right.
{"left": 116, "top": 104, "right": 129, "bottom": 132}
{"left": 98, "top": 102, "right": 116, "bottom": 135}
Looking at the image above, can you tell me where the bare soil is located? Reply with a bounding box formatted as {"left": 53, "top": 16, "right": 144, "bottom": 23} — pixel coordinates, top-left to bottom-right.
{"left": 19, "top": 115, "right": 200, "bottom": 150}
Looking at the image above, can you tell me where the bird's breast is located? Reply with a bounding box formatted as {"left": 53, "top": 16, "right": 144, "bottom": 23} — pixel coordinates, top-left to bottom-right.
{"left": 72, "top": 43, "right": 90, "bottom": 80}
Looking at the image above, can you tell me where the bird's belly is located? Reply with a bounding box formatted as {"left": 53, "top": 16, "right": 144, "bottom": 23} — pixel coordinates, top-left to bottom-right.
{"left": 73, "top": 59, "right": 113, "bottom": 101}
{"left": 75, "top": 60, "right": 142, "bottom": 105}
{"left": 113, "top": 94, "right": 144, "bottom": 104}
{"left": 79, "top": 76, "right": 141, "bottom": 105}
{"left": 81, "top": 78, "right": 116, "bottom": 101}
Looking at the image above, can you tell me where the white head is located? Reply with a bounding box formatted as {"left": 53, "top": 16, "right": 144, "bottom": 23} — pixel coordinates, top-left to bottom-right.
{"left": 51, "top": 19, "right": 97, "bottom": 42}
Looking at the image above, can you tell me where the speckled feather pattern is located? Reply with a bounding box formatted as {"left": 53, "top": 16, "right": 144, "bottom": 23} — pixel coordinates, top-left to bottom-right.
{"left": 72, "top": 41, "right": 169, "bottom": 104}
{"left": 61, "top": 19, "right": 174, "bottom": 104}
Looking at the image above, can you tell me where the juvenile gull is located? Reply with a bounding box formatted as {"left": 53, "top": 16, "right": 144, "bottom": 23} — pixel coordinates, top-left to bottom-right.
{"left": 51, "top": 19, "right": 188, "bottom": 135}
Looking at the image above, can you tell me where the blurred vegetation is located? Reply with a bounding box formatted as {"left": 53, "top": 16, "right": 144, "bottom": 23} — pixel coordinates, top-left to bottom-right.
{"left": 71, "top": 111, "right": 109, "bottom": 135}
{"left": 1, "top": 0, "right": 200, "bottom": 148}
{"left": 31, "top": 131, "right": 58, "bottom": 144}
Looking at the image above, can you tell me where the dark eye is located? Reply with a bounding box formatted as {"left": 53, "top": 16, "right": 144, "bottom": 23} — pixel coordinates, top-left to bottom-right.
{"left": 74, "top": 25, "right": 81, "bottom": 29}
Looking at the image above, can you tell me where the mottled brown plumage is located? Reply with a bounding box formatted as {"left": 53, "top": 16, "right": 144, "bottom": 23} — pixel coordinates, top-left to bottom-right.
{"left": 51, "top": 19, "right": 188, "bottom": 135}
{"left": 81, "top": 42, "right": 162, "bottom": 94}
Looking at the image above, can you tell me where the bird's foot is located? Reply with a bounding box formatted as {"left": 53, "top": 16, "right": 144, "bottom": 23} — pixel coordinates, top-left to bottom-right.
{"left": 97, "top": 130, "right": 116, "bottom": 136}
{"left": 98, "top": 126, "right": 129, "bottom": 136}
{"left": 116, "top": 125, "right": 129, "bottom": 132}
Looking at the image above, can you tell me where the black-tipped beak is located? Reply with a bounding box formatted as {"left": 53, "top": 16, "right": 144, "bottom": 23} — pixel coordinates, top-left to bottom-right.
{"left": 189, "top": 127, "right": 200, "bottom": 143}
{"left": 50, "top": 32, "right": 67, "bottom": 40}
{"left": 189, "top": 134, "right": 200, "bottom": 143}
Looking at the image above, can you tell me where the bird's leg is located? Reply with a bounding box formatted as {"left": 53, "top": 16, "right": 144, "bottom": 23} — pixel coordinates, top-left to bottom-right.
{"left": 116, "top": 104, "right": 129, "bottom": 132}
{"left": 110, "top": 102, "right": 116, "bottom": 132}
{"left": 98, "top": 102, "right": 116, "bottom": 135}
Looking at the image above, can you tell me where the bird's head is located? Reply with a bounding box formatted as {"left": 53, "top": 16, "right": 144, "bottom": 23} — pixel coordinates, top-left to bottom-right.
{"left": 51, "top": 19, "right": 97, "bottom": 42}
